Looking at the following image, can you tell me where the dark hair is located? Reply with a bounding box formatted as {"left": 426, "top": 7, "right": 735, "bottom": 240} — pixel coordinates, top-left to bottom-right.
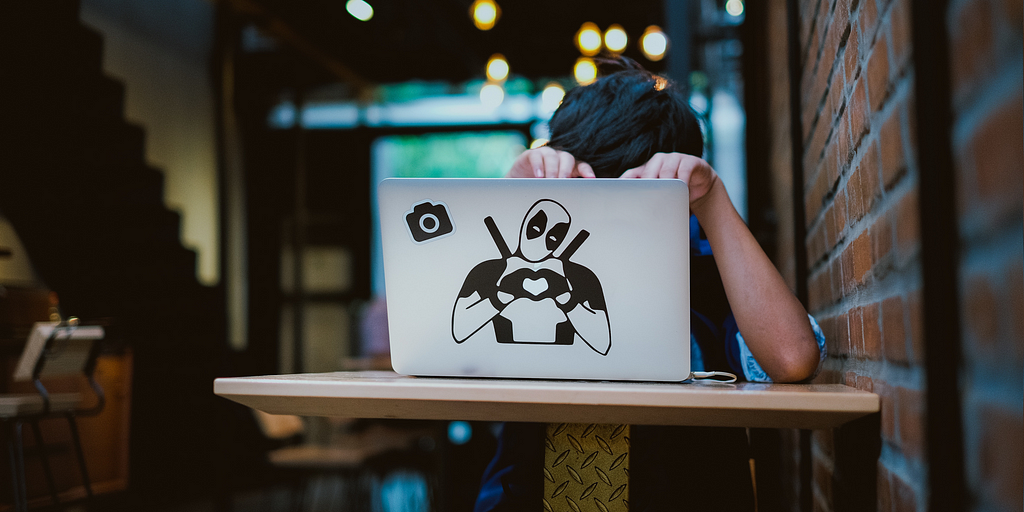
{"left": 547, "top": 57, "right": 704, "bottom": 178}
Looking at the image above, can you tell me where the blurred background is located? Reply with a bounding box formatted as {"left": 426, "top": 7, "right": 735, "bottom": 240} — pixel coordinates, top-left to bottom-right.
{"left": 0, "top": 0, "right": 1020, "bottom": 511}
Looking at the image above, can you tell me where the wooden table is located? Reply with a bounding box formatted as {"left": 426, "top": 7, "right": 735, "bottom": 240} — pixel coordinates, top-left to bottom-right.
{"left": 214, "top": 371, "right": 878, "bottom": 429}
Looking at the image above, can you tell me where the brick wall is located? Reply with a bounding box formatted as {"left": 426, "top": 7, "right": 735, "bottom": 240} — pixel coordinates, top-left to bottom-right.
{"left": 947, "top": 0, "right": 1023, "bottom": 509}
{"left": 799, "top": 0, "right": 927, "bottom": 509}
{"left": 765, "top": 0, "right": 1023, "bottom": 510}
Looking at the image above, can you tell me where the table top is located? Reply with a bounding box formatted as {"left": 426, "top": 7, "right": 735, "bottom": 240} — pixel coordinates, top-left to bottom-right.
{"left": 215, "top": 371, "right": 878, "bottom": 429}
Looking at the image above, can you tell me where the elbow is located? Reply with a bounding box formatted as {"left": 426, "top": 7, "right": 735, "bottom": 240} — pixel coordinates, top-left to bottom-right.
{"left": 769, "top": 334, "right": 821, "bottom": 383}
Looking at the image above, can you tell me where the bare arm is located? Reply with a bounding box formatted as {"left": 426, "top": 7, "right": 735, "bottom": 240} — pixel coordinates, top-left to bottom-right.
{"left": 623, "top": 153, "right": 820, "bottom": 382}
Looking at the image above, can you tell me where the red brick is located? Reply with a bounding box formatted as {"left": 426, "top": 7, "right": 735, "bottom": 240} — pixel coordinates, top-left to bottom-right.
{"left": 891, "top": 472, "right": 918, "bottom": 512}
{"left": 871, "top": 213, "right": 893, "bottom": 262}
{"left": 823, "top": 205, "right": 831, "bottom": 258}
{"left": 877, "top": 463, "right": 893, "bottom": 512}
{"left": 882, "top": 295, "right": 908, "bottom": 363}
{"left": 863, "top": 301, "right": 882, "bottom": 359}
{"left": 851, "top": 230, "right": 872, "bottom": 284}
{"left": 889, "top": 0, "right": 912, "bottom": 70}
{"left": 879, "top": 380, "right": 896, "bottom": 441}
{"left": 842, "top": 244, "right": 855, "bottom": 294}
{"left": 849, "top": 305, "right": 864, "bottom": 356}
{"left": 859, "top": 141, "right": 881, "bottom": 211}
{"left": 897, "top": 386, "right": 924, "bottom": 457}
{"left": 979, "top": 406, "right": 1024, "bottom": 509}
{"left": 835, "top": 189, "right": 849, "bottom": 240}
{"left": 965, "top": 273, "right": 1001, "bottom": 351}
{"left": 834, "top": 0, "right": 851, "bottom": 42}
{"left": 855, "top": 374, "right": 873, "bottom": 392}
{"left": 806, "top": 114, "right": 832, "bottom": 177}
{"left": 844, "top": 17, "right": 861, "bottom": 86}
{"left": 894, "top": 189, "right": 919, "bottom": 261}
{"left": 806, "top": 169, "right": 828, "bottom": 223}
{"left": 809, "top": 271, "right": 824, "bottom": 312}
{"left": 950, "top": 0, "right": 995, "bottom": 97}
{"left": 880, "top": 111, "right": 906, "bottom": 189}
{"left": 866, "top": 32, "right": 890, "bottom": 112}
{"left": 828, "top": 79, "right": 845, "bottom": 124}
{"left": 847, "top": 173, "right": 865, "bottom": 222}
{"left": 968, "top": 95, "right": 1024, "bottom": 208}
{"left": 826, "top": 142, "right": 841, "bottom": 188}
{"left": 836, "top": 115, "right": 852, "bottom": 170}
{"left": 860, "top": 0, "right": 879, "bottom": 40}
{"left": 831, "top": 258, "right": 844, "bottom": 303}
{"left": 907, "top": 290, "right": 924, "bottom": 364}
{"left": 837, "top": 312, "right": 851, "bottom": 355}
{"left": 850, "top": 78, "right": 870, "bottom": 147}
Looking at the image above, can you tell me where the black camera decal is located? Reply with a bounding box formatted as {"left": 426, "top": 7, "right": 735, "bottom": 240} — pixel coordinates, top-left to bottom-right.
{"left": 405, "top": 200, "right": 455, "bottom": 243}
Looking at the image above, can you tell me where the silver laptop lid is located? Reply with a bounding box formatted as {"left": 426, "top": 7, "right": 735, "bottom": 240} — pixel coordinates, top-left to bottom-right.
{"left": 378, "top": 178, "right": 690, "bottom": 381}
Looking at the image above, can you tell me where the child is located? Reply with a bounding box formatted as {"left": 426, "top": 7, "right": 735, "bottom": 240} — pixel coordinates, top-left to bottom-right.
{"left": 474, "top": 58, "right": 826, "bottom": 512}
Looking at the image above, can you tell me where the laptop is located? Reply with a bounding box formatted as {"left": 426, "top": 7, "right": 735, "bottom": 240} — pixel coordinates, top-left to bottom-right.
{"left": 377, "top": 178, "right": 691, "bottom": 382}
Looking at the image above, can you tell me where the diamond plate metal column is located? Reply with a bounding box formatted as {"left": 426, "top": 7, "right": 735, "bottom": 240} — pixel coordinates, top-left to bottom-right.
{"left": 543, "top": 423, "right": 630, "bottom": 512}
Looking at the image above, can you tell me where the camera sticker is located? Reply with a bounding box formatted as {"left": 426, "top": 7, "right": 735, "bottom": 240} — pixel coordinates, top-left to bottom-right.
{"left": 451, "top": 199, "right": 612, "bottom": 356}
{"left": 405, "top": 199, "right": 456, "bottom": 244}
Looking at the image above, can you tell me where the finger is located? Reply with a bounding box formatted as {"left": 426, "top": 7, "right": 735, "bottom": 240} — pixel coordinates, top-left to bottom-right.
{"left": 526, "top": 150, "right": 547, "bottom": 178}
{"left": 575, "top": 161, "right": 596, "bottom": 178}
{"left": 541, "top": 148, "right": 561, "bottom": 179}
{"left": 620, "top": 163, "right": 644, "bottom": 178}
{"left": 557, "top": 151, "right": 576, "bottom": 179}
{"left": 659, "top": 154, "right": 681, "bottom": 179}
{"left": 640, "top": 153, "right": 664, "bottom": 178}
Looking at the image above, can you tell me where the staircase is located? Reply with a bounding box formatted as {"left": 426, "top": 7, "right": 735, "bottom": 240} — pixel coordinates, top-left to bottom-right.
{"left": 1, "top": 0, "right": 230, "bottom": 506}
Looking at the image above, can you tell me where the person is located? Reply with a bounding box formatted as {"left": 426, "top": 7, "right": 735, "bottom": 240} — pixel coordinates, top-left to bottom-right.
{"left": 473, "top": 57, "right": 826, "bottom": 512}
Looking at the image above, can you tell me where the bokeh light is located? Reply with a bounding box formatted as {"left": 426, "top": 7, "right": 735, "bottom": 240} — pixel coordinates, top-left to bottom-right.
{"left": 486, "top": 54, "right": 509, "bottom": 82}
{"left": 574, "top": 57, "right": 597, "bottom": 85}
{"left": 541, "top": 83, "right": 565, "bottom": 113}
{"left": 345, "top": 0, "right": 373, "bottom": 21}
{"left": 480, "top": 83, "right": 504, "bottom": 108}
{"left": 575, "top": 22, "right": 602, "bottom": 57}
{"left": 470, "top": 0, "right": 500, "bottom": 30}
{"left": 604, "top": 24, "right": 628, "bottom": 53}
{"left": 726, "top": 0, "right": 745, "bottom": 17}
{"left": 640, "top": 25, "right": 668, "bottom": 61}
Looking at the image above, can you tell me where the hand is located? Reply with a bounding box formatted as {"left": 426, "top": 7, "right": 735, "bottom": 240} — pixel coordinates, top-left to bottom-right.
{"left": 619, "top": 152, "right": 720, "bottom": 209}
{"left": 506, "top": 146, "right": 596, "bottom": 178}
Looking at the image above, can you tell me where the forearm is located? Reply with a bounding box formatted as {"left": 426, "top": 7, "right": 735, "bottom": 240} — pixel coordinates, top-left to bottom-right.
{"left": 691, "top": 179, "right": 820, "bottom": 382}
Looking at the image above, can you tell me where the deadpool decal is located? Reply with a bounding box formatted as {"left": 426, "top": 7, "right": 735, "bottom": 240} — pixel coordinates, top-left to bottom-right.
{"left": 451, "top": 199, "right": 612, "bottom": 355}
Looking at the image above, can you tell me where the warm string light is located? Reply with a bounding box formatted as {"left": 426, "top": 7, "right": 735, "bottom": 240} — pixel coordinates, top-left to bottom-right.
{"left": 486, "top": 54, "right": 509, "bottom": 82}
{"left": 640, "top": 25, "right": 668, "bottom": 61}
{"left": 574, "top": 57, "right": 597, "bottom": 85}
{"left": 575, "top": 22, "right": 602, "bottom": 57}
{"left": 470, "top": 0, "right": 500, "bottom": 30}
{"left": 603, "top": 24, "right": 628, "bottom": 54}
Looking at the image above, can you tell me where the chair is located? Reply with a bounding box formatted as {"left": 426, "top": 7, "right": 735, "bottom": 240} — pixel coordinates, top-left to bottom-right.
{"left": 0, "top": 319, "right": 105, "bottom": 512}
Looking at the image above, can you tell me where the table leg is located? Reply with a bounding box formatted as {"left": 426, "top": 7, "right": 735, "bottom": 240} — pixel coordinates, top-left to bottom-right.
{"left": 543, "top": 423, "right": 629, "bottom": 512}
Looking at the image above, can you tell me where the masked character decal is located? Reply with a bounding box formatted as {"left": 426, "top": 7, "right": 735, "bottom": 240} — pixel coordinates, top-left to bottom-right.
{"left": 451, "top": 199, "right": 611, "bottom": 355}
